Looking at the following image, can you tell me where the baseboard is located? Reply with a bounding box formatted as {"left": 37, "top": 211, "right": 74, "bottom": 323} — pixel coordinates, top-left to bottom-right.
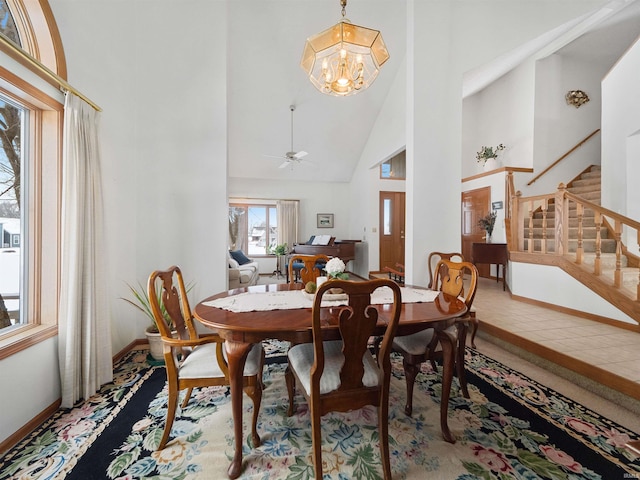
{"left": 477, "top": 326, "right": 640, "bottom": 409}
{"left": 0, "top": 399, "right": 60, "bottom": 455}
{"left": 1, "top": 341, "right": 149, "bottom": 455}
{"left": 113, "top": 339, "right": 147, "bottom": 363}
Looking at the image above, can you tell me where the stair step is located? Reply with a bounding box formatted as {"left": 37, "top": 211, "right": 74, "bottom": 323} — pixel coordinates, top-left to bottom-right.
{"left": 571, "top": 178, "right": 601, "bottom": 188}
{"left": 579, "top": 169, "right": 601, "bottom": 180}
{"left": 525, "top": 227, "right": 610, "bottom": 239}
{"left": 530, "top": 217, "right": 597, "bottom": 228}
{"left": 567, "top": 188, "right": 600, "bottom": 200}
{"left": 523, "top": 238, "right": 617, "bottom": 253}
{"left": 582, "top": 253, "right": 627, "bottom": 269}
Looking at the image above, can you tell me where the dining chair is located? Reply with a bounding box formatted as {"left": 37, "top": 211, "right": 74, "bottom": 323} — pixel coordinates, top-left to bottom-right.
{"left": 287, "top": 253, "right": 330, "bottom": 285}
{"left": 286, "top": 278, "right": 401, "bottom": 480}
{"left": 427, "top": 251, "right": 478, "bottom": 347}
{"left": 427, "top": 252, "right": 465, "bottom": 288}
{"left": 148, "top": 266, "right": 264, "bottom": 450}
{"left": 393, "top": 259, "right": 478, "bottom": 416}
{"left": 284, "top": 253, "right": 331, "bottom": 414}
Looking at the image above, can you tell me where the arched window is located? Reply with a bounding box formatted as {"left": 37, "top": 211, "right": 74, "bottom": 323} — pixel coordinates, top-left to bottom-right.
{"left": 0, "top": 0, "right": 65, "bottom": 357}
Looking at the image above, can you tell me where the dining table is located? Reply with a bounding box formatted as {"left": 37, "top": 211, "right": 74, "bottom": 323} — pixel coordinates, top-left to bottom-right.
{"left": 194, "top": 281, "right": 467, "bottom": 479}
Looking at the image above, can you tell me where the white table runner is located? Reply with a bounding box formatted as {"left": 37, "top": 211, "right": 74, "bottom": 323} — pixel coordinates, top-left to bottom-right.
{"left": 203, "top": 286, "right": 438, "bottom": 313}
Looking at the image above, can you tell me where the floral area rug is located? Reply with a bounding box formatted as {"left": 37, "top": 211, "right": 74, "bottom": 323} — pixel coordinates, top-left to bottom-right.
{"left": 1, "top": 341, "right": 639, "bottom": 479}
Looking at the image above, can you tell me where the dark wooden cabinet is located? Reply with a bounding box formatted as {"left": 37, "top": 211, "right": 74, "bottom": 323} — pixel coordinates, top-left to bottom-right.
{"left": 471, "top": 243, "right": 508, "bottom": 290}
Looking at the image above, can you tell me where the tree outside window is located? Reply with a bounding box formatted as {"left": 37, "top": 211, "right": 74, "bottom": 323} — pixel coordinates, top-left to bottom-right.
{"left": 228, "top": 203, "right": 277, "bottom": 255}
{"left": 0, "top": 97, "right": 23, "bottom": 329}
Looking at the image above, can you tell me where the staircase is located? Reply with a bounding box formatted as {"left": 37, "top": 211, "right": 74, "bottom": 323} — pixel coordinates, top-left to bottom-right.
{"left": 522, "top": 165, "right": 640, "bottom": 301}
{"left": 524, "top": 167, "right": 613, "bottom": 251}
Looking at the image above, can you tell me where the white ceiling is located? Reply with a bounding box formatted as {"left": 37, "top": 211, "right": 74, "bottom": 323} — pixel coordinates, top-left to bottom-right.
{"left": 227, "top": 0, "right": 407, "bottom": 183}
{"left": 226, "top": 0, "right": 640, "bottom": 184}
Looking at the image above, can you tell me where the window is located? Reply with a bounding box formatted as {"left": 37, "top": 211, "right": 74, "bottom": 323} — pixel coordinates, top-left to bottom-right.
{"left": 380, "top": 150, "right": 406, "bottom": 179}
{"left": 0, "top": 96, "right": 24, "bottom": 331}
{"left": 229, "top": 203, "right": 278, "bottom": 255}
{"left": 0, "top": 0, "right": 65, "bottom": 356}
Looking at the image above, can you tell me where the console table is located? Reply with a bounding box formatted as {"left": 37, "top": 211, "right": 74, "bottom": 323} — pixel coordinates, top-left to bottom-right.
{"left": 472, "top": 242, "right": 508, "bottom": 290}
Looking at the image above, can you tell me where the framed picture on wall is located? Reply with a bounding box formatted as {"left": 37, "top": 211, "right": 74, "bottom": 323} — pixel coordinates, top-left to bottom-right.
{"left": 317, "top": 213, "right": 334, "bottom": 228}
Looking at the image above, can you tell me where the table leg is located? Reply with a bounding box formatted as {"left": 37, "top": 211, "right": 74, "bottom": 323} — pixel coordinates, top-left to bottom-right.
{"left": 436, "top": 327, "right": 457, "bottom": 444}
{"left": 225, "top": 340, "right": 252, "bottom": 479}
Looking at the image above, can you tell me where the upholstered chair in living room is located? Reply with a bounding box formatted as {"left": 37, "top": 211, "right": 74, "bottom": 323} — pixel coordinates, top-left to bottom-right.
{"left": 228, "top": 250, "right": 260, "bottom": 289}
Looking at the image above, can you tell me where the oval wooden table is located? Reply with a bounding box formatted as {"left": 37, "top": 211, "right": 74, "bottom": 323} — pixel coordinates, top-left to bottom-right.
{"left": 194, "top": 283, "right": 467, "bottom": 479}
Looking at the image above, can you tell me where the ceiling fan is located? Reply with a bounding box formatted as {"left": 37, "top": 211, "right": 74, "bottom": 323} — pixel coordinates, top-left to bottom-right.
{"left": 265, "top": 105, "right": 309, "bottom": 169}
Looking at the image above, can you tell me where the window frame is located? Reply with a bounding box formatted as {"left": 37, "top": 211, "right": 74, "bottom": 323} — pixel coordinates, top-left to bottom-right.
{"left": 0, "top": 66, "right": 62, "bottom": 358}
{"left": 229, "top": 201, "right": 278, "bottom": 257}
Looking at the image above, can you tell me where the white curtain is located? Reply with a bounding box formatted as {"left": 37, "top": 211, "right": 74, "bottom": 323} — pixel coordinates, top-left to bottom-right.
{"left": 277, "top": 200, "right": 299, "bottom": 252}
{"left": 58, "top": 93, "right": 112, "bottom": 408}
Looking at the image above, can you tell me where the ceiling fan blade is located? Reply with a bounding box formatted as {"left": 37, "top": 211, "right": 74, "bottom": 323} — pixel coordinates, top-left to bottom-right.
{"left": 293, "top": 151, "right": 308, "bottom": 159}
{"left": 278, "top": 160, "right": 290, "bottom": 169}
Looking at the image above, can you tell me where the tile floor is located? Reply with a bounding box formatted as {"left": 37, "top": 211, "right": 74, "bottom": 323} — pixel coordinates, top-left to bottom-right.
{"left": 472, "top": 275, "right": 640, "bottom": 396}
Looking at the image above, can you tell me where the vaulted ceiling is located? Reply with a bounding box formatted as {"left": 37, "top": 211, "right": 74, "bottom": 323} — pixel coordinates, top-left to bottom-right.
{"left": 226, "top": 0, "right": 406, "bottom": 183}
{"left": 226, "top": 0, "right": 640, "bottom": 185}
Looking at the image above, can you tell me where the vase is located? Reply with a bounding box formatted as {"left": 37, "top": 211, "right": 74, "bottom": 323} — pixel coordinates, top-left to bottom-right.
{"left": 145, "top": 328, "right": 164, "bottom": 361}
{"left": 483, "top": 157, "right": 499, "bottom": 171}
{"left": 486, "top": 235, "right": 492, "bottom": 243}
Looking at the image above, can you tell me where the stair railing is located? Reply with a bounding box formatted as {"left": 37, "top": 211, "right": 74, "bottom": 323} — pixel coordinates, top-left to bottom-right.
{"left": 511, "top": 183, "right": 640, "bottom": 304}
{"left": 526, "top": 129, "right": 600, "bottom": 186}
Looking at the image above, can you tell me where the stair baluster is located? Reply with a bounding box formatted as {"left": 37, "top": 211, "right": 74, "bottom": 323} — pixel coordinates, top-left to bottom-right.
{"left": 541, "top": 200, "right": 548, "bottom": 253}
{"left": 614, "top": 221, "right": 622, "bottom": 288}
{"left": 594, "top": 211, "right": 602, "bottom": 276}
{"left": 576, "top": 203, "right": 584, "bottom": 264}
{"left": 528, "top": 200, "right": 534, "bottom": 254}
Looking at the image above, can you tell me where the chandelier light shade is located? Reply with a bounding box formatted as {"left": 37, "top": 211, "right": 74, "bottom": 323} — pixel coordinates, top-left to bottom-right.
{"left": 301, "top": 0, "right": 389, "bottom": 97}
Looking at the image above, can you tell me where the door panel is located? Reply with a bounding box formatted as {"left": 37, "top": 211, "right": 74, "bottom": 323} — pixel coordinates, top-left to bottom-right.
{"left": 461, "top": 187, "right": 491, "bottom": 278}
{"left": 379, "top": 192, "right": 405, "bottom": 272}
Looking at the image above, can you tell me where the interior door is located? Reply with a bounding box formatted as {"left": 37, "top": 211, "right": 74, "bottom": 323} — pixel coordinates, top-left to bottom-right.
{"left": 379, "top": 191, "right": 406, "bottom": 272}
{"left": 461, "top": 187, "right": 491, "bottom": 278}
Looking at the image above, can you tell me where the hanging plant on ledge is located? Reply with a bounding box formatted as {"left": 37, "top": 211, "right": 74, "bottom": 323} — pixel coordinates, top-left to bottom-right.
{"left": 476, "top": 144, "right": 505, "bottom": 166}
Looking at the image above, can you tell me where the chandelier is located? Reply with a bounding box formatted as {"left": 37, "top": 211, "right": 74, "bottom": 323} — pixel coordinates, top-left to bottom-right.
{"left": 300, "top": 0, "right": 389, "bottom": 97}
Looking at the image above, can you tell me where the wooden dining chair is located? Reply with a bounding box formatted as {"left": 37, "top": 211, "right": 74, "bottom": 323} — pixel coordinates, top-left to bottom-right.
{"left": 286, "top": 278, "right": 401, "bottom": 480}
{"left": 393, "top": 259, "right": 478, "bottom": 416}
{"left": 148, "top": 266, "right": 264, "bottom": 450}
{"left": 427, "top": 251, "right": 478, "bottom": 347}
{"left": 287, "top": 254, "right": 330, "bottom": 285}
{"left": 427, "top": 252, "right": 465, "bottom": 288}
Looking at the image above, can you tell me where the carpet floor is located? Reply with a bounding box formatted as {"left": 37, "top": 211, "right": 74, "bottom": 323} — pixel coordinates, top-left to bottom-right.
{"left": 1, "top": 341, "right": 639, "bottom": 479}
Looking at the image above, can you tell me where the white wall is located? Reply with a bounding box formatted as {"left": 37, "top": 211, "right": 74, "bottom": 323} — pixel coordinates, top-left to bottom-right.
{"left": 602, "top": 36, "right": 640, "bottom": 218}
{"left": 51, "top": 0, "right": 230, "bottom": 352}
{"left": 349, "top": 55, "right": 406, "bottom": 273}
{"left": 510, "top": 262, "right": 636, "bottom": 324}
{"left": 228, "top": 177, "right": 353, "bottom": 273}
{"left": 229, "top": 177, "right": 351, "bottom": 243}
{"left": 462, "top": 60, "right": 536, "bottom": 178}
{"left": 404, "top": 0, "right": 604, "bottom": 287}
{"left": 1, "top": 0, "right": 613, "bottom": 447}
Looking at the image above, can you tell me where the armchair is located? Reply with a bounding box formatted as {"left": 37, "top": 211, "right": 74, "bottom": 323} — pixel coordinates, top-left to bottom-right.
{"left": 228, "top": 250, "right": 259, "bottom": 289}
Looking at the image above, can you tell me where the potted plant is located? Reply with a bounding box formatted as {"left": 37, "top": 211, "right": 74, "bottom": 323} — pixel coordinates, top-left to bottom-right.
{"left": 122, "top": 280, "right": 193, "bottom": 361}
{"left": 478, "top": 211, "right": 497, "bottom": 242}
{"left": 121, "top": 282, "right": 169, "bottom": 361}
{"left": 270, "top": 243, "right": 288, "bottom": 277}
{"left": 476, "top": 144, "right": 505, "bottom": 170}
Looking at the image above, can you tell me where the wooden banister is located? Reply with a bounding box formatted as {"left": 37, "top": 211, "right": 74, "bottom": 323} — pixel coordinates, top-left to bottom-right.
{"left": 511, "top": 183, "right": 640, "bottom": 324}
{"left": 527, "top": 129, "right": 600, "bottom": 186}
